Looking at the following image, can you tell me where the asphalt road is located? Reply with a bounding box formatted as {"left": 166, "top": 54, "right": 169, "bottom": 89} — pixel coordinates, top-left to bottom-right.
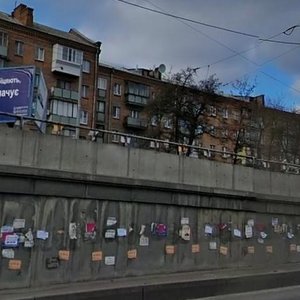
{"left": 195, "top": 285, "right": 300, "bottom": 300}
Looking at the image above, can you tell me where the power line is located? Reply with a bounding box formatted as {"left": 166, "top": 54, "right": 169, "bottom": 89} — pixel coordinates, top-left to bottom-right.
{"left": 116, "top": 0, "right": 259, "bottom": 38}
{"left": 259, "top": 38, "right": 300, "bottom": 45}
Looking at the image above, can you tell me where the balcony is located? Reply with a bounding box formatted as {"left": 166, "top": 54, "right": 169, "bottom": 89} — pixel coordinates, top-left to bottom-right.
{"left": 125, "top": 94, "right": 148, "bottom": 107}
{"left": 0, "top": 45, "right": 7, "bottom": 57}
{"left": 125, "top": 116, "right": 147, "bottom": 129}
{"left": 51, "top": 44, "right": 83, "bottom": 77}
{"left": 50, "top": 87, "right": 79, "bottom": 101}
{"left": 49, "top": 114, "right": 77, "bottom": 126}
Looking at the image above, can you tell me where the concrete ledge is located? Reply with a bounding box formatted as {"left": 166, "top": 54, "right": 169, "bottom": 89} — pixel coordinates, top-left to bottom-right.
{"left": 2, "top": 263, "right": 300, "bottom": 300}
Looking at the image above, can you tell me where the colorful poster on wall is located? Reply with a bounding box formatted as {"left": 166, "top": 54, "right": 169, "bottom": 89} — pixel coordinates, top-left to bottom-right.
{"left": 127, "top": 249, "right": 137, "bottom": 259}
{"left": 8, "top": 259, "right": 22, "bottom": 270}
{"left": 165, "top": 245, "right": 175, "bottom": 255}
{"left": 58, "top": 250, "right": 70, "bottom": 261}
{"left": 192, "top": 244, "right": 200, "bottom": 253}
{"left": 92, "top": 251, "right": 103, "bottom": 261}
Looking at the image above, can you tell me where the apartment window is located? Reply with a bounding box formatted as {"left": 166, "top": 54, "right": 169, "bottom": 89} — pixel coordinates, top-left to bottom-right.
{"left": 112, "top": 131, "right": 120, "bottom": 143}
{"left": 35, "top": 47, "right": 45, "bottom": 61}
{"left": 222, "top": 146, "right": 230, "bottom": 158}
{"left": 113, "top": 83, "right": 122, "bottom": 96}
{"left": 209, "top": 106, "right": 217, "bottom": 117}
{"left": 81, "top": 85, "right": 89, "bottom": 98}
{"left": 163, "top": 117, "right": 172, "bottom": 129}
{"left": 0, "top": 32, "right": 8, "bottom": 47}
{"left": 15, "top": 41, "right": 24, "bottom": 56}
{"left": 82, "top": 60, "right": 91, "bottom": 73}
{"left": 112, "top": 106, "right": 120, "bottom": 119}
{"left": 80, "top": 110, "right": 88, "bottom": 125}
{"left": 57, "top": 79, "right": 71, "bottom": 90}
{"left": 62, "top": 46, "right": 82, "bottom": 64}
{"left": 51, "top": 100, "right": 78, "bottom": 118}
{"left": 221, "top": 129, "right": 228, "bottom": 138}
{"left": 151, "top": 115, "right": 158, "bottom": 126}
{"left": 97, "top": 101, "right": 105, "bottom": 113}
{"left": 222, "top": 108, "right": 229, "bottom": 119}
{"left": 130, "top": 110, "right": 139, "bottom": 119}
{"left": 98, "top": 77, "right": 107, "bottom": 90}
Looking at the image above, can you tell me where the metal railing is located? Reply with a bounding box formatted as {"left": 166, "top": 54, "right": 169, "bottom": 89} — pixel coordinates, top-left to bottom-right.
{"left": 0, "top": 111, "right": 299, "bottom": 175}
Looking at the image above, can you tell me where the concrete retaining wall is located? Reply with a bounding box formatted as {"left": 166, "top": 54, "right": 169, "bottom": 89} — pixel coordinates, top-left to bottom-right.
{"left": 0, "top": 128, "right": 299, "bottom": 200}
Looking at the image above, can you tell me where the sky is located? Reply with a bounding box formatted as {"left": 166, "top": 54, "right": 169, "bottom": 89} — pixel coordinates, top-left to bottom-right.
{"left": 2, "top": 0, "right": 300, "bottom": 110}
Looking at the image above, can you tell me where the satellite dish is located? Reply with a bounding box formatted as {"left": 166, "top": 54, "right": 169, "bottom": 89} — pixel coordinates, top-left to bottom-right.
{"left": 158, "top": 64, "right": 166, "bottom": 73}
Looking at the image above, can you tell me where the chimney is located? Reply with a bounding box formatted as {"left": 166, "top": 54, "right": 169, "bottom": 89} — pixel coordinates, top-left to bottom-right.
{"left": 12, "top": 4, "right": 34, "bottom": 27}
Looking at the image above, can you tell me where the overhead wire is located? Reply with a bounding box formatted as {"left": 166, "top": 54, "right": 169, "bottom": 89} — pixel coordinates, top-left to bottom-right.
{"left": 116, "top": 0, "right": 259, "bottom": 38}
{"left": 141, "top": 0, "right": 300, "bottom": 93}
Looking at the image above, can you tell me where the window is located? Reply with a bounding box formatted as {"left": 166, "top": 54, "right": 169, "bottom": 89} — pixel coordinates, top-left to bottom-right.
{"left": 127, "top": 82, "right": 150, "bottom": 97}
{"left": 0, "top": 32, "right": 8, "bottom": 47}
{"left": 62, "top": 46, "right": 82, "bottom": 64}
{"left": 51, "top": 100, "right": 77, "bottom": 118}
{"left": 80, "top": 110, "right": 88, "bottom": 125}
{"left": 222, "top": 146, "right": 230, "bottom": 158}
{"left": 222, "top": 108, "right": 229, "bottom": 119}
{"left": 112, "top": 131, "right": 119, "bottom": 143}
{"left": 232, "top": 110, "right": 240, "bottom": 121}
{"left": 57, "top": 79, "right": 71, "bottom": 90}
{"left": 35, "top": 47, "right": 45, "bottom": 61}
{"left": 82, "top": 60, "right": 91, "bottom": 73}
{"left": 130, "top": 110, "right": 139, "bottom": 119}
{"left": 112, "top": 106, "right": 120, "bottom": 119}
{"left": 15, "top": 41, "right": 24, "bottom": 56}
{"left": 97, "top": 101, "right": 105, "bottom": 113}
{"left": 221, "top": 129, "right": 228, "bottom": 138}
{"left": 98, "top": 77, "right": 107, "bottom": 90}
{"left": 151, "top": 115, "right": 158, "bottom": 126}
{"left": 209, "top": 106, "right": 217, "bottom": 116}
{"left": 113, "top": 83, "right": 122, "bottom": 96}
{"left": 0, "top": 58, "right": 4, "bottom": 68}
{"left": 163, "top": 117, "right": 172, "bottom": 129}
{"left": 81, "top": 85, "right": 89, "bottom": 98}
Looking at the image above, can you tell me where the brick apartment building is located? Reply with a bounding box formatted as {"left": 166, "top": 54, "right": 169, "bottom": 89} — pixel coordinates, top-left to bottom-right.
{"left": 0, "top": 3, "right": 101, "bottom": 136}
{"left": 1, "top": 3, "right": 298, "bottom": 166}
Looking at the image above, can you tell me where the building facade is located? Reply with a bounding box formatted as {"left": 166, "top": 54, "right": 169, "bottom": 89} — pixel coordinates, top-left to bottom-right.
{"left": 0, "top": 4, "right": 101, "bottom": 136}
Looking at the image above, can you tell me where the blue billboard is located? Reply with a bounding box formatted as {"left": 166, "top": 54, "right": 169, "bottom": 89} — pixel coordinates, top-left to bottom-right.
{"left": 0, "top": 67, "right": 34, "bottom": 123}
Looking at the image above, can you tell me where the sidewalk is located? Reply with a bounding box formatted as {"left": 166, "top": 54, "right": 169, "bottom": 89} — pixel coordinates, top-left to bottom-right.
{"left": 1, "top": 263, "right": 300, "bottom": 300}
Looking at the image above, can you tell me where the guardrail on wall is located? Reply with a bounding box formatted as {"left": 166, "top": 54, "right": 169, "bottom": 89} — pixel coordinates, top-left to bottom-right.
{"left": 0, "top": 111, "right": 299, "bottom": 175}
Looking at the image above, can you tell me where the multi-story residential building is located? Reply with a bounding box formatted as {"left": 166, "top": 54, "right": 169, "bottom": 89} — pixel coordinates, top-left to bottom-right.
{"left": 0, "top": 3, "right": 101, "bottom": 136}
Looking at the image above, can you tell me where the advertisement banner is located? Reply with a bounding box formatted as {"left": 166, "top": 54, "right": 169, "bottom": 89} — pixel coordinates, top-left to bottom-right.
{"left": 0, "top": 68, "right": 34, "bottom": 122}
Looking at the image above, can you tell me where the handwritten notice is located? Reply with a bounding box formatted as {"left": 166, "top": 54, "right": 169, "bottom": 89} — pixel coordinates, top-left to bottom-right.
{"left": 127, "top": 249, "right": 137, "bottom": 259}
{"left": 58, "top": 250, "right": 70, "bottom": 261}
{"left": 92, "top": 251, "right": 103, "bottom": 261}
{"left": 290, "top": 244, "right": 297, "bottom": 252}
{"left": 247, "top": 246, "right": 255, "bottom": 254}
{"left": 2, "top": 249, "right": 14, "bottom": 259}
{"left": 37, "top": 230, "right": 49, "bottom": 240}
{"left": 106, "top": 217, "right": 117, "bottom": 226}
{"left": 192, "top": 244, "right": 200, "bottom": 253}
{"left": 209, "top": 241, "right": 217, "bottom": 250}
{"left": 8, "top": 259, "right": 22, "bottom": 270}
{"left": 205, "top": 225, "right": 213, "bottom": 235}
{"left": 245, "top": 225, "right": 253, "bottom": 238}
{"left": 117, "top": 228, "right": 127, "bottom": 237}
{"left": 105, "top": 256, "right": 115, "bottom": 265}
{"left": 13, "top": 219, "right": 25, "bottom": 229}
{"left": 165, "top": 245, "right": 175, "bottom": 255}
{"left": 139, "top": 235, "right": 149, "bottom": 246}
{"left": 181, "top": 217, "right": 189, "bottom": 225}
{"left": 233, "top": 229, "right": 241, "bottom": 238}
{"left": 266, "top": 245, "right": 273, "bottom": 253}
{"left": 220, "top": 246, "right": 228, "bottom": 256}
